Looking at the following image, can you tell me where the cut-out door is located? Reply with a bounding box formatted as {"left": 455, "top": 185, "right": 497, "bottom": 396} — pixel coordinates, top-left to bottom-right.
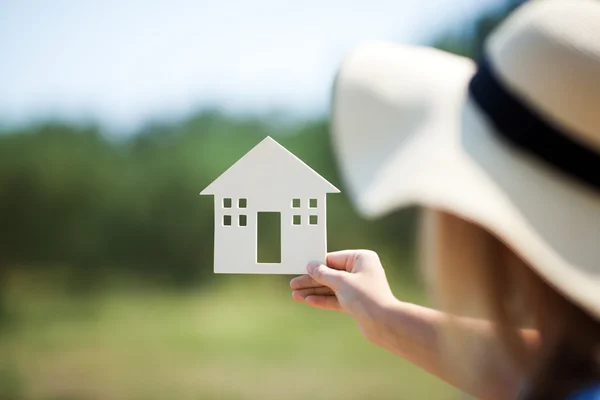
{"left": 256, "top": 212, "right": 281, "bottom": 264}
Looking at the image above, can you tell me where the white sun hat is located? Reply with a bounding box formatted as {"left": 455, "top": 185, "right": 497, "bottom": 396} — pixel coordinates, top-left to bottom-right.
{"left": 330, "top": 0, "right": 600, "bottom": 319}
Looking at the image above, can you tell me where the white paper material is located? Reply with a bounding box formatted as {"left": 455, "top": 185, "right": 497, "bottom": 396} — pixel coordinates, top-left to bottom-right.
{"left": 200, "top": 137, "right": 340, "bottom": 274}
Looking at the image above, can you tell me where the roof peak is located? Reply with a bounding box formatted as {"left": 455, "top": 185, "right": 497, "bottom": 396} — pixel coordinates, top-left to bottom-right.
{"left": 200, "top": 136, "right": 340, "bottom": 195}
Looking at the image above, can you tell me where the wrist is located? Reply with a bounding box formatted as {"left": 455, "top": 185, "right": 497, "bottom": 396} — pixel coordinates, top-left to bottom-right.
{"left": 362, "top": 297, "right": 404, "bottom": 346}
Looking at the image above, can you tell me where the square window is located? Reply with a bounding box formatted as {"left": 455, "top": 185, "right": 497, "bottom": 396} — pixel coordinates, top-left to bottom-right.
{"left": 309, "top": 215, "right": 318, "bottom": 225}
{"left": 309, "top": 198, "right": 318, "bottom": 208}
{"left": 223, "top": 215, "right": 232, "bottom": 226}
{"left": 238, "top": 198, "right": 247, "bottom": 208}
{"left": 293, "top": 215, "right": 301, "bottom": 225}
{"left": 223, "top": 198, "right": 232, "bottom": 208}
{"left": 239, "top": 215, "right": 247, "bottom": 226}
{"left": 292, "top": 198, "right": 300, "bottom": 208}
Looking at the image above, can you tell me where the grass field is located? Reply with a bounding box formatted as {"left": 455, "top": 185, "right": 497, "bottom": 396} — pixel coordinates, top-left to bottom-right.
{"left": 0, "top": 274, "right": 460, "bottom": 400}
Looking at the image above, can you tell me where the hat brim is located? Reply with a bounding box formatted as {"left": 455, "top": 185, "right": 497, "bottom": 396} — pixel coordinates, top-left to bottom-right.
{"left": 331, "top": 41, "right": 600, "bottom": 319}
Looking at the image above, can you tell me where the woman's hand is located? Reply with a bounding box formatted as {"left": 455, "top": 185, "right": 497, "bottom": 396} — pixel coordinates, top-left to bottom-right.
{"left": 291, "top": 250, "right": 528, "bottom": 400}
{"left": 290, "top": 250, "right": 399, "bottom": 344}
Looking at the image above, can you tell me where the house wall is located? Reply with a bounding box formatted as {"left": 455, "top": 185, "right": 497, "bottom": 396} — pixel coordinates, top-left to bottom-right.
{"left": 281, "top": 194, "right": 327, "bottom": 273}
{"left": 213, "top": 196, "right": 256, "bottom": 274}
{"left": 213, "top": 193, "right": 327, "bottom": 274}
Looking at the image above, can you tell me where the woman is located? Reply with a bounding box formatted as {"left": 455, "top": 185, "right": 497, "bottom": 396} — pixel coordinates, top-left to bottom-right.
{"left": 290, "top": 1, "right": 600, "bottom": 399}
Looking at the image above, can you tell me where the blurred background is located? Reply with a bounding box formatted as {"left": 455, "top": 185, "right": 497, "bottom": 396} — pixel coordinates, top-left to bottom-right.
{"left": 0, "top": 1, "right": 523, "bottom": 399}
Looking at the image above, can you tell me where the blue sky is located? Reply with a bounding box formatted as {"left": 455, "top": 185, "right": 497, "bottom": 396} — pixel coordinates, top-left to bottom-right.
{"left": 0, "top": 0, "right": 500, "bottom": 133}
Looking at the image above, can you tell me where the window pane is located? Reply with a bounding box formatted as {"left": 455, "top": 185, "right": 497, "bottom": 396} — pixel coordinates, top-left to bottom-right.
{"left": 238, "top": 198, "right": 247, "bottom": 208}
{"left": 292, "top": 198, "right": 300, "bottom": 208}
{"left": 223, "top": 215, "right": 232, "bottom": 226}
{"left": 239, "top": 215, "right": 247, "bottom": 226}
{"left": 293, "top": 215, "right": 301, "bottom": 225}
{"left": 309, "top": 198, "right": 318, "bottom": 208}
{"left": 223, "top": 198, "right": 232, "bottom": 208}
{"left": 309, "top": 215, "right": 318, "bottom": 225}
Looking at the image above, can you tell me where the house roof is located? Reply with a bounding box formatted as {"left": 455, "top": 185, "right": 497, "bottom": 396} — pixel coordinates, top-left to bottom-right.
{"left": 200, "top": 136, "right": 340, "bottom": 195}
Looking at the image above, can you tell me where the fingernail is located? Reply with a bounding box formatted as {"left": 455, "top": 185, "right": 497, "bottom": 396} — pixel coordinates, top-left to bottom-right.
{"left": 307, "top": 263, "right": 317, "bottom": 275}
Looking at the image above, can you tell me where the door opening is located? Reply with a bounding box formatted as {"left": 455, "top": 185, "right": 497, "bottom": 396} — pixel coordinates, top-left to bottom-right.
{"left": 257, "top": 212, "right": 281, "bottom": 263}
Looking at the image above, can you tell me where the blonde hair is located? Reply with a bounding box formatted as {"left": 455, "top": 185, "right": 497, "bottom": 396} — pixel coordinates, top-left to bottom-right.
{"left": 420, "top": 209, "right": 600, "bottom": 399}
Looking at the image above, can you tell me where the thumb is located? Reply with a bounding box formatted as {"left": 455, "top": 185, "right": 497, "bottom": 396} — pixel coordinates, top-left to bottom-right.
{"left": 307, "top": 262, "right": 347, "bottom": 289}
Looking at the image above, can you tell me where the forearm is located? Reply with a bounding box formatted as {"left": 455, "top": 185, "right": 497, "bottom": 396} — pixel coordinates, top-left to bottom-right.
{"left": 370, "top": 300, "right": 538, "bottom": 400}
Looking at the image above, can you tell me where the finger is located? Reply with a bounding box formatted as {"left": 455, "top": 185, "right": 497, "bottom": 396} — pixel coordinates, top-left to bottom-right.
{"left": 292, "top": 287, "right": 335, "bottom": 301}
{"left": 325, "top": 250, "right": 364, "bottom": 272}
{"left": 326, "top": 250, "right": 379, "bottom": 273}
{"left": 290, "top": 274, "right": 323, "bottom": 290}
{"left": 307, "top": 263, "right": 347, "bottom": 289}
{"left": 304, "top": 295, "right": 341, "bottom": 311}
{"left": 325, "top": 250, "right": 358, "bottom": 271}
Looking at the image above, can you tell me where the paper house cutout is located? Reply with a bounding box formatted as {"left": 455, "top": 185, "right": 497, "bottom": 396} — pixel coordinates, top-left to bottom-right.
{"left": 200, "top": 136, "right": 340, "bottom": 274}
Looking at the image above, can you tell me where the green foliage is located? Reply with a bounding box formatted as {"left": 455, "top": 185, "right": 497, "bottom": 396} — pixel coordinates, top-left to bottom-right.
{"left": 0, "top": 112, "right": 418, "bottom": 290}
{"left": 0, "top": 0, "right": 522, "bottom": 293}
{"left": 432, "top": 0, "right": 527, "bottom": 59}
{"left": 0, "top": 2, "right": 521, "bottom": 285}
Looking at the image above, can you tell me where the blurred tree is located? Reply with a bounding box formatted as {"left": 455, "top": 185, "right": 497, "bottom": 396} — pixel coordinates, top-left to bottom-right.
{"left": 0, "top": 0, "right": 525, "bottom": 307}
{"left": 433, "top": 0, "right": 527, "bottom": 59}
